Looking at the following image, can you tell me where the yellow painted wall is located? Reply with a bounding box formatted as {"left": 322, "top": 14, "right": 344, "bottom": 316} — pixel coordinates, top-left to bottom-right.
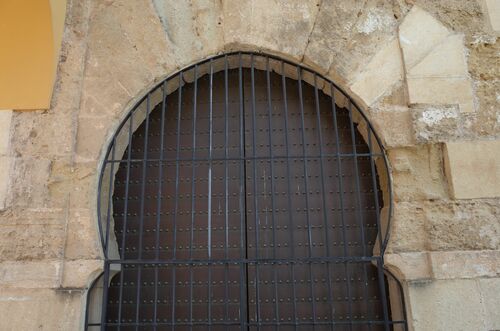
{"left": 0, "top": 0, "right": 66, "bottom": 110}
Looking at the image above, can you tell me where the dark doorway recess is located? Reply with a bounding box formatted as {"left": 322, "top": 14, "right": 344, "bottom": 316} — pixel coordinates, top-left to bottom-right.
{"left": 88, "top": 53, "right": 407, "bottom": 331}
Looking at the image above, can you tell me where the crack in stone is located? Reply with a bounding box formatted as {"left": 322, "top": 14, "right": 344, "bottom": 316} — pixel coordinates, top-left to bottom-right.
{"left": 300, "top": 0, "right": 323, "bottom": 64}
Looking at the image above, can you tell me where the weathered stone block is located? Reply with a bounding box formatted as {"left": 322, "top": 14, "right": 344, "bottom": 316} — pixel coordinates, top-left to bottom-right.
{"left": 64, "top": 209, "right": 101, "bottom": 260}
{"left": 223, "top": 0, "right": 320, "bottom": 60}
{"left": 75, "top": 115, "right": 115, "bottom": 162}
{"left": 484, "top": 0, "right": 500, "bottom": 32}
{"left": 0, "top": 260, "right": 60, "bottom": 289}
{"left": 349, "top": 39, "right": 403, "bottom": 106}
{"left": 430, "top": 250, "right": 500, "bottom": 279}
{"left": 0, "top": 224, "right": 65, "bottom": 260}
{"left": 407, "top": 279, "right": 485, "bottom": 331}
{"left": 444, "top": 140, "right": 500, "bottom": 199}
{"left": 8, "top": 157, "right": 52, "bottom": 208}
{"left": 479, "top": 277, "right": 500, "bottom": 330}
{"left": 424, "top": 199, "right": 500, "bottom": 251}
{"left": 370, "top": 107, "right": 414, "bottom": 148}
{"left": 386, "top": 201, "right": 428, "bottom": 253}
{"left": 0, "top": 288, "right": 84, "bottom": 331}
{"left": 398, "top": 6, "right": 451, "bottom": 68}
{"left": 61, "top": 259, "right": 103, "bottom": 288}
{"left": 0, "top": 156, "right": 12, "bottom": 210}
{"left": 407, "top": 77, "right": 475, "bottom": 112}
{"left": 388, "top": 145, "right": 448, "bottom": 201}
{"left": 408, "top": 34, "right": 468, "bottom": 78}
{"left": 9, "top": 111, "right": 75, "bottom": 158}
{"left": 152, "top": 0, "right": 224, "bottom": 65}
{"left": 82, "top": 0, "right": 177, "bottom": 119}
{"left": 412, "top": 105, "right": 462, "bottom": 142}
{"left": 0, "top": 110, "right": 12, "bottom": 155}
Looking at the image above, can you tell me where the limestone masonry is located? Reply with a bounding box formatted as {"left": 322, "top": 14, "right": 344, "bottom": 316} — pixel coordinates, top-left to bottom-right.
{"left": 0, "top": 1, "right": 498, "bottom": 330}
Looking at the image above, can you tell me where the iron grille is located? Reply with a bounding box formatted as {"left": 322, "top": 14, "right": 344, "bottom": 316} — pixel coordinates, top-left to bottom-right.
{"left": 87, "top": 53, "right": 407, "bottom": 331}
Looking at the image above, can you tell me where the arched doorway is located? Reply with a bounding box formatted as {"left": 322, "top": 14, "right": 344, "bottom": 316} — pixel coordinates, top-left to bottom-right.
{"left": 87, "top": 53, "right": 406, "bottom": 330}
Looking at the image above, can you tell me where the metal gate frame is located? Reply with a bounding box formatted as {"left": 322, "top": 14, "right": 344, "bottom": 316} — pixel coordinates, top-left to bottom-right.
{"left": 87, "top": 52, "right": 408, "bottom": 331}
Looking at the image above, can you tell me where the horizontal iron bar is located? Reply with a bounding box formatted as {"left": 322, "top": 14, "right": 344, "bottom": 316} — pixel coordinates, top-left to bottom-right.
{"left": 106, "top": 256, "right": 382, "bottom": 265}
{"left": 104, "top": 153, "right": 384, "bottom": 164}
{"left": 88, "top": 320, "right": 407, "bottom": 327}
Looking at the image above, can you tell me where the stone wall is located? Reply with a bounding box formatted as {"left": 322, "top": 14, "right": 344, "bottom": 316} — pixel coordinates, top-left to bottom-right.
{"left": 0, "top": 0, "right": 498, "bottom": 330}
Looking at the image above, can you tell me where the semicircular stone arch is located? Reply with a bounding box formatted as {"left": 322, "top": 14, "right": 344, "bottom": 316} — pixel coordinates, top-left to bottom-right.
{"left": 85, "top": 52, "right": 407, "bottom": 330}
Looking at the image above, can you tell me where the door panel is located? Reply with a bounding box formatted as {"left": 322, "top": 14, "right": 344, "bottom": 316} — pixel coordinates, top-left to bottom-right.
{"left": 107, "top": 67, "right": 387, "bottom": 330}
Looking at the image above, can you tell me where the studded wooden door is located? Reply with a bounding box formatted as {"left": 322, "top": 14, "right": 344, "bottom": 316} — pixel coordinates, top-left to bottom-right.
{"left": 95, "top": 55, "right": 399, "bottom": 331}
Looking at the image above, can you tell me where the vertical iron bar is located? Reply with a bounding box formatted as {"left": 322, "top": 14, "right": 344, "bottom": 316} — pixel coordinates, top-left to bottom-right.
{"left": 171, "top": 72, "right": 184, "bottom": 330}
{"left": 367, "top": 128, "right": 383, "bottom": 328}
{"left": 250, "top": 54, "right": 261, "bottom": 329}
{"left": 101, "top": 139, "right": 115, "bottom": 327}
{"left": 104, "top": 141, "right": 116, "bottom": 259}
{"left": 135, "top": 94, "right": 151, "bottom": 330}
{"left": 346, "top": 99, "right": 371, "bottom": 327}
{"left": 100, "top": 262, "right": 111, "bottom": 331}
{"left": 330, "top": 82, "right": 353, "bottom": 331}
{"left": 281, "top": 61, "right": 298, "bottom": 329}
{"left": 189, "top": 64, "right": 198, "bottom": 330}
{"left": 367, "top": 129, "right": 383, "bottom": 256}
{"left": 376, "top": 258, "right": 391, "bottom": 331}
{"left": 296, "top": 67, "right": 317, "bottom": 328}
{"left": 265, "top": 57, "right": 279, "bottom": 329}
{"left": 153, "top": 81, "right": 167, "bottom": 330}
{"left": 238, "top": 53, "right": 249, "bottom": 331}
{"left": 207, "top": 59, "right": 214, "bottom": 329}
{"left": 224, "top": 55, "right": 230, "bottom": 329}
{"left": 313, "top": 75, "right": 334, "bottom": 330}
{"left": 118, "top": 116, "right": 133, "bottom": 329}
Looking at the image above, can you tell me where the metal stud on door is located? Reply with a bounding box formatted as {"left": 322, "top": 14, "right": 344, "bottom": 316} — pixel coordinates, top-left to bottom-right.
{"left": 88, "top": 53, "right": 407, "bottom": 331}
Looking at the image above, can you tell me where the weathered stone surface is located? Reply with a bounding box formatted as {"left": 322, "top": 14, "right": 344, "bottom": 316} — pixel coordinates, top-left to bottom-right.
{"left": 400, "top": 7, "right": 475, "bottom": 112}
{"left": 75, "top": 115, "right": 115, "bottom": 162}
{"left": 444, "top": 140, "right": 500, "bottom": 199}
{"left": 412, "top": 105, "right": 463, "bottom": 142}
{"left": 0, "top": 223, "right": 65, "bottom": 261}
{"left": 81, "top": 0, "right": 177, "bottom": 121}
{"left": 0, "top": 110, "right": 12, "bottom": 155}
{"left": 384, "top": 251, "right": 432, "bottom": 281}
{"left": 7, "top": 157, "right": 52, "bottom": 208}
{"left": 408, "top": 34, "right": 468, "bottom": 78}
{"left": 388, "top": 145, "right": 448, "bottom": 201}
{"left": 350, "top": 38, "right": 404, "bottom": 106}
{"left": 304, "top": 0, "right": 407, "bottom": 83}
{"left": 483, "top": 0, "right": 500, "bottom": 32}
{"left": 0, "top": 260, "right": 60, "bottom": 289}
{"left": 479, "top": 277, "right": 500, "bottom": 330}
{"left": 152, "top": 0, "right": 224, "bottom": 66}
{"left": 407, "top": 76, "right": 475, "bottom": 112}
{"left": 223, "top": 0, "right": 320, "bottom": 60}
{"left": 1, "top": 1, "right": 499, "bottom": 330}
{"left": 387, "top": 199, "right": 500, "bottom": 253}
{"left": 430, "top": 249, "right": 500, "bottom": 279}
{"left": 386, "top": 250, "right": 500, "bottom": 281}
{"left": 9, "top": 111, "right": 75, "bottom": 158}
{"left": 61, "top": 259, "right": 103, "bottom": 288}
{"left": 407, "top": 279, "right": 486, "bottom": 331}
{"left": 370, "top": 107, "right": 414, "bottom": 147}
{"left": 0, "top": 288, "right": 84, "bottom": 331}
{"left": 64, "top": 209, "right": 101, "bottom": 260}
{"left": 386, "top": 201, "right": 428, "bottom": 253}
{"left": 49, "top": 0, "right": 91, "bottom": 115}
{"left": 0, "top": 156, "right": 12, "bottom": 210}
{"left": 399, "top": 6, "right": 451, "bottom": 68}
